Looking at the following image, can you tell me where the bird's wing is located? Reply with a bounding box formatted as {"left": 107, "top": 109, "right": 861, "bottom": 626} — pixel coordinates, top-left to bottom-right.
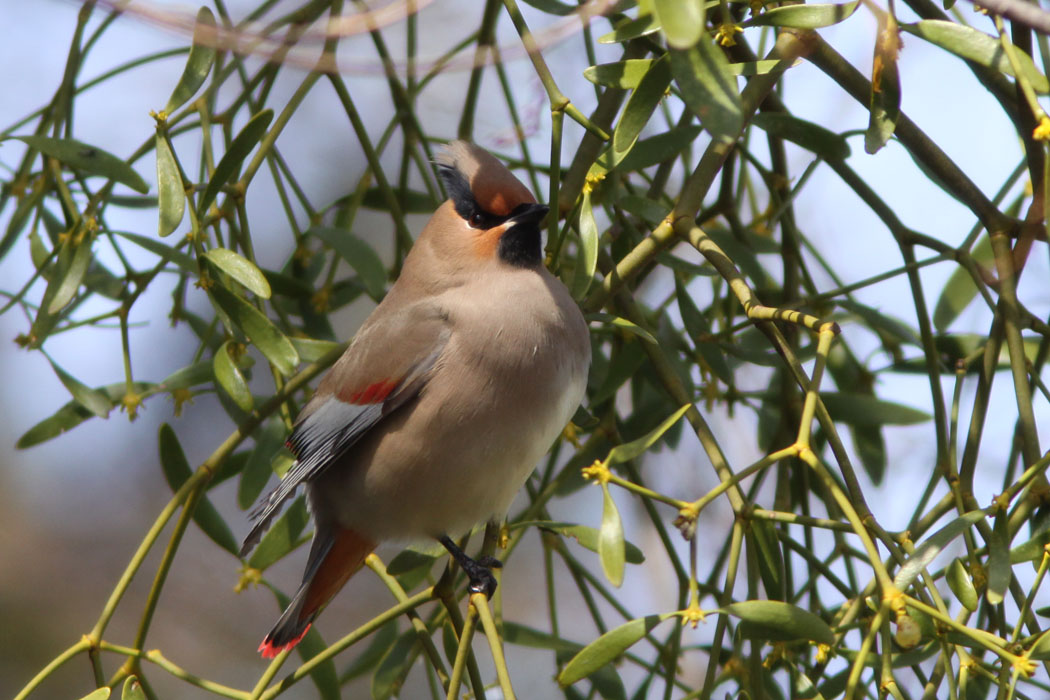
{"left": 240, "top": 302, "right": 450, "bottom": 556}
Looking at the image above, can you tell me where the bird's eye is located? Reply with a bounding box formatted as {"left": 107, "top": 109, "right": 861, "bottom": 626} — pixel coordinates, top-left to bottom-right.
{"left": 468, "top": 211, "right": 486, "bottom": 228}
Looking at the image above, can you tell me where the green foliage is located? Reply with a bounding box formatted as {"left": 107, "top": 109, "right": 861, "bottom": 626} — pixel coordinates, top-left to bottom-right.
{"left": 5, "top": 1, "right": 1050, "bottom": 699}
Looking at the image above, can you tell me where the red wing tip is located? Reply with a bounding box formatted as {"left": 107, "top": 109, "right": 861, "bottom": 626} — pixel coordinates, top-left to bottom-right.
{"left": 258, "top": 623, "right": 312, "bottom": 658}
{"left": 347, "top": 379, "right": 397, "bottom": 404}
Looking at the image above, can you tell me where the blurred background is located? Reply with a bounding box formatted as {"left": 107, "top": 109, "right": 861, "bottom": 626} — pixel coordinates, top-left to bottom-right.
{"left": 2, "top": 0, "right": 1046, "bottom": 698}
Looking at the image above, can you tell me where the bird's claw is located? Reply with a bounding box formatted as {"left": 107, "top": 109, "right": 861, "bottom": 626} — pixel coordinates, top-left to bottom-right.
{"left": 466, "top": 565, "right": 499, "bottom": 598}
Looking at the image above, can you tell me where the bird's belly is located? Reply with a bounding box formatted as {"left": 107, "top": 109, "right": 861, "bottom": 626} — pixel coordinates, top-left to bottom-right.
{"left": 311, "top": 348, "right": 586, "bottom": 540}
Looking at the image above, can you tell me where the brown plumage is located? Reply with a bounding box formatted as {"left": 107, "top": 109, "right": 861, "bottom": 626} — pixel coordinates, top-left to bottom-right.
{"left": 241, "top": 141, "right": 590, "bottom": 657}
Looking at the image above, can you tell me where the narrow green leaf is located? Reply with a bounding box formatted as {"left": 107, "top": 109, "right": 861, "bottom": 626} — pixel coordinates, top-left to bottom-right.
{"left": 654, "top": 0, "right": 705, "bottom": 49}
{"left": 48, "top": 231, "right": 95, "bottom": 313}
{"left": 307, "top": 226, "right": 387, "bottom": 300}
{"left": 342, "top": 620, "right": 399, "bottom": 681}
{"left": 820, "top": 392, "right": 930, "bottom": 427}
{"left": 893, "top": 510, "right": 987, "bottom": 589}
{"left": 947, "top": 558, "right": 978, "bottom": 612}
{"left": 159, "top": 361, "right": 213, "bottom": 391}
{"left": 112, "top": 230, "right": 195, "bottom": 272}
{"left": 866, "top": 15, "right": 902, "bottom": 154}
{"left": 13, "top": 135, "right": 149, "bottom": 193}
{"left": 675, "top": 275, "right": 732, "bottom": 384}
{"left": 751, "top": 112, "right": 851, "bottom": 161}
{"left": 290, "top": 337, "right": 344, "bottom": 362}
{"left": 164, "top": 7, "right": 217, "bottom": 114}
{"left": 16, "top": 382, "right": 152, "bottom": 448}
{"left": 588, "top": 313, "right": 657, "bottom": 345}
{"left": 670, "top": 36, "right": 743, "bottom": 145}
{"left": 155, "top": 133, "right": 185, "bottom": 237}
{"left": 1009, "top": 529, "right": 1050, "bottom": 563}
{"left": 371, "top": 630, "right": 418, "bottom": 700}
{"left": 617, "top": 126, "right": 704, "bottom": 172}
{"left": 528, "top": 521, "right": 645, "bottom": 564}
{"left": 205, "top": 247, "right": 272, "bottom": 298}
{"left": 933, "top": 235, "right": 992, "bottom": 331}
{"left": 503, "top": 621, "right": 582, "bottom": 652}
{"left": 584, "top": 59, "right": 654, "bottom": 89}
{"left": 557, "top": 615, "right": 672, "bottom": 686}
{"left": 986, "top": 512, "right": 1010, "bottom": 605}
{"left": 248, "top": 497, "right": 309, "bottom": 570}
{"left": 743, "top": 1, "right": 859, "bottom": 28}
{"left": 361, "top": 186, "right": 437, "bottom": 214}
{"left": 727, "top": 58, "right": 799, "bottom": 76}
{"left": 608, "top": 55, "right": 672, "bottom": 169}
{"left": 572, "top": 190, "right": 600, "bottom": 298}
{"left": 48, "top": 357, "right": 113, "bottom": 418}
{"left": 210, "top": 284, "right": 299, "bottom": 376}
{"left": 121, "top": 677, "right": 146, "bottom": 700}
{"left": 198, "top": 109, "right": 273, "bottom": 214}
{"left": 213, "top": 340, "right": 253, "bottom": 412}
{"left": 77, "top": 689, "right": 110, "bottom": 700}
{"left": 598, "top": 14, "right": 660, "bottom": 44}
{"left": 726, "top": 600, "right": 835, "bottom": 645}
{"left": 293, "top": 626, "right": 340, "bottom": 700}
{"left": 748, "top": 519, "right": 785, "bottom": 600}
{"left": 904, "top": 20, "right": 1049, "bottom": 93}
{"left": 238, "top": 419, "right": 286, "bottom": 509}
{"left": 607, "top": 404, "right": 691, "bottom": 464}
{"left": 385, "top": 548, "right": 440, "bottom": 576}
{"left": 599, "top": 484, "right": 625, "bottom": 587}
{"left": 158, "top": 423, "right": 239, "bottom": 554}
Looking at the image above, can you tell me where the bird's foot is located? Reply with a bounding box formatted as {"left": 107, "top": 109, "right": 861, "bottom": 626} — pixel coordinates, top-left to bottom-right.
{"left": 439, "top": 536, "right": 503, "bottom": 599}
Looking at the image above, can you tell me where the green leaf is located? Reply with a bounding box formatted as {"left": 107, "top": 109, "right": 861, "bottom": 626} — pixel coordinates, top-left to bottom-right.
{"left": 210, "top": 284, "right": 299, "bottom": 376}
{"left": 16, "top": 382, "right": 152, "bottom": 448}
{"left": 239, "top": 419, "right": 286, "bottom": 509}
{"left": 248, "top": 497, "right": 309, "bottom": 569}
{"left": 1009, "top": 529, "right": 1050, "bottom": 563}
{"left": 213, "top": 340, "right": 253, "bottom": 412}
{"left": 607, "top": 404, "right": 692, "bottom": 464}
{"left": 121, "top": 677, "right": 146, "bottom": 700}
{"left": 986, "top": 512, "right": 1010, "bottom": 605}
{"left": 293, "top": 626, "right": 340, "bottom": 700}
{"left": 1029, "top": 629, "right": 1050, "bottom": 660}
{"left": 866, "top": 15, "right": 902, "bottom": 154}
{"left": 893, "top": 510, "right": 987, "bottom": 589}
{"left": 112, "top": 230, "right": 195, "bottom": 272}
{"left": 572, "top": 190, "right": 600, "bottom": 299}
{"left": 531, "top": 520, "right": 645, "bottom": 564}
{"left": 48, "top": 357, "right": 113, "bottom": 418}
{"left": 751, "top": 112, "right": 850, "bottom": 161}
{"left": 342, "top": 620, "right": 399, "bottom": 681}
{"left": 670, "top": 36, "right": 743, "bottom": 145}
{"left": 588, "top": 313, "right": 658, "bottom": 345}
{"left": 598, "top": 14, "right": 660, "bottom": 44}
{"left": 385, "top": 548, "right": 440, "bottom": 576}
{"left": 903, "top": 20, "right": 1049, "bottom": 93}
{"left": 599, "top": 484, "right": 625, "bottom": 587}
{"left": 371, "top": 629, "right": 418, "bottom": 700}
{"left": 748, "top": 519, "right": 785, "bottom": 600}
{"left": 158, "top": 423, "right": 239, "bottom": 554}
{"left": 558, "top": 614, "right": 672, "bottom": 686}
{"left": 743, "top": 1, "right": 859, "bottom": 28}
{"left": 205, "top": 248, "right": 272, "bottom": 298}
{"left": 607, "top": 55, "right": 672, "bottom": 170}
{"left": 164, "top": 7, "right": 217, "bottom": 114}
{"left": 618, "top": 126, "right": 704, "bottom": 172}
{"left": 13, "top": 135, "right": 149, "bottom": 193}
{"left": 727, "top": 58, "right": 799, "bottom": 77}
{"left": 584, "top": 59, "right": 655, "bottom": 89}
{"left": 198, "top": 109, "right": 273, "bottom": 214}
{"left": 77, "top": 689, "right": 110, "bottom": 700}
{"left": 503, "top": 621, "right": 582, "bottom": 652}
{"left": 933, "top": 235, "right": 992, "bottom": 331}
{"left": 307, "top": 226, "right": 387, "bottom": 300}
{"left": 675, "top": 274, "right": 732, "bottom": 384}
{"left": 155, "top": 133, "right": 185, "bottom": 237}
{"left": 47, "top": 230, "right": 96, "bottom": 313}
{"left": 947, "top": 558, "right": 978, "bottom": 612}
{"left": 654, "top": 0, "right": 705, "bottom": 49}
{"left": 726, "top": 600, "right": 835, "bottom": 645}
{"left": 361, "top": 186, "right": 437, "bottom": 214}
{"left": 820, "top": 392, "right": 930, "bottom": 427}
{"left": 290, "top": 337, "right": 344, "bottom": 363}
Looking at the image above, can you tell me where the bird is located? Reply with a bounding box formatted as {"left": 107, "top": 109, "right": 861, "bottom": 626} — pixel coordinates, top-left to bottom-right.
{"left": 239, "top": 140, "right": 591, "bottom": 658}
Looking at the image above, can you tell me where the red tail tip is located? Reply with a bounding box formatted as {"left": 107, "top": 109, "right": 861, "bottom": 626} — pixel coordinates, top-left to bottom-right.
{"left": 258, "top": 623, "right": 312, "bottom": 658}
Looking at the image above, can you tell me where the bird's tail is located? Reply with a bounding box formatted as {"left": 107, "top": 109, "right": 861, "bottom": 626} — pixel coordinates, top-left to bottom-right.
{"left": 259, "top": 527, "right": 375, "bottom": 658}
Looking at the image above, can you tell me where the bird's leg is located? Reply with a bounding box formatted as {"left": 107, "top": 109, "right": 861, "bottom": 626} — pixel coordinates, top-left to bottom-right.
{"left": 439, "top": 535, "right": 503, "bottom": 598}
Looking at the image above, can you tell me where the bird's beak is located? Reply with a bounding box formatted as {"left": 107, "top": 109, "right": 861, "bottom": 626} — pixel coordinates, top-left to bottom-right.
{"left": 506, "top": 203, "right": 549, "bottom": 228}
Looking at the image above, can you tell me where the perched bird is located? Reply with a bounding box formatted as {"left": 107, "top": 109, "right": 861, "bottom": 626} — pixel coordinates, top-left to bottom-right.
{"left": 240, "top": 141, "right": 591, "bottom": 658}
